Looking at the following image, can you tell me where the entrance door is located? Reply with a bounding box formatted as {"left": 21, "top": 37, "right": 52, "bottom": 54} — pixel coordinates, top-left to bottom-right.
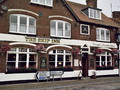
{"left": 82, "top": 53, "right": 88, "bottom": 77}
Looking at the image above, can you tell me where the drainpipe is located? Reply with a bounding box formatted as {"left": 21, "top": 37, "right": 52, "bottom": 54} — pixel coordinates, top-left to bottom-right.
{"left": 118, "top": 44, "right": 120, "bottom": 77}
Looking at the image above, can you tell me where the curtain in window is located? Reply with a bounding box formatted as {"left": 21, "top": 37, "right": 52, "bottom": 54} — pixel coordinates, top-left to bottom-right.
{"left": 58, "top": 22, "right": 63, "bottom": 36}
{"left": 51, "top": 21, "right": 56, "bottom": 35}
{"left": 20, "top": 17, "right": 27, "bottom": 33}
{"left": 29, "top": 18, "right": 36, "bottom": 33}
{"left": 46, "top": 0, "right": 52, "bottom": 5}
{"left": 96, "top": 29, "right": 100, "bottom": 40}
{"left": 10, "top": 15, "right": 17, "bottom": 32}
{"left": 65, "top": 23, "right": 70, "bottom": 36}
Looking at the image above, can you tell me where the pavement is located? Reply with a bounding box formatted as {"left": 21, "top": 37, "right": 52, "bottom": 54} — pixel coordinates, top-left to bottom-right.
{"left": 0, "top": 76, "right": 120, "bottom": 90}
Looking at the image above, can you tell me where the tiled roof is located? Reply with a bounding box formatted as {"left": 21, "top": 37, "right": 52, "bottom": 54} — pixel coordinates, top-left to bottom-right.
{"left": 66, "top": 1, "right": 119, "bottom": 28}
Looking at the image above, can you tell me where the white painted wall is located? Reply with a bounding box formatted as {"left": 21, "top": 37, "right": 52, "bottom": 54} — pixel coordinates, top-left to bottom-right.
{"left": 96, "top": 69, "right": 119, "bottom": 76}
{"left": 0, "top": 70, "right": 82, "bottom": 82}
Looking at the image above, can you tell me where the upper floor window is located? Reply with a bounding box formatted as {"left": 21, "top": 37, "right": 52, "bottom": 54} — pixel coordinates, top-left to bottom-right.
{"left": 50, "top": 20, "right": 71, "bottom": 38}
{"left": 96, "top": 28, "right": 110, "bottom": 42}
{"left": 31, "top": 0, "right": 53, "bottom": 7}
{"left": 89, "top": 8, "right": 101, "bottom": 20}
{"left": 80, "top": 24, "right": 90, "bottom": 35}
{"left": 10, "top": 14, "right": 36, "bottom": 35}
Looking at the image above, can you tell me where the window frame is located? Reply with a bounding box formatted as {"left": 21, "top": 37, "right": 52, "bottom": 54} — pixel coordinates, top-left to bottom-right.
{"left": 80, "top": 24, "right": 90, "bottom": 35}
{"left": 49, "top": 49, "right": 72, "bottom": 67}
{"left": 9, "top": 14, "right": 36, "bottom": 35}
{"left": 7, "top": 47, "right": 38, "bottom": 70}
{"left": 50, "top": 20, "right": 71, "bottom": 38}
{"left": 88, "top": 8, "right": 101, "bottom": 20}
{"left": 30, "top": 0, "right": 53, "bottom": 7}
{"left": 96, "top": 52, "right": 112, "bottom": 67}
{"left": 96, "top": 28, "right": 110, "bottom": 42}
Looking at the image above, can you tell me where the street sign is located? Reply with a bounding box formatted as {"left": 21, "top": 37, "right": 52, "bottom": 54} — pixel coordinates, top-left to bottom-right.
{"left": 50, "top": 71, "right": 64, "bottom": 76}
{"left": 36, "top": 71, "right": 50, "bottom": 81}
{"left": 50, "top": 71, "right": 64, "bottom": 81}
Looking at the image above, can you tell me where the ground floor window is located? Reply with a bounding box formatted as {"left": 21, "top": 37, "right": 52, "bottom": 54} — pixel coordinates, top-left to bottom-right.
{"left": 7, "top": 47, "right": 37, "bottom": 71}
{"left": 96, "top": 51, "right": 112, "bottom": 67}
{"left": 49, "top": 49, "right": 72, "bottom": 67}
{"left": 96, "top": 51, "right": 114, "bottom": 70}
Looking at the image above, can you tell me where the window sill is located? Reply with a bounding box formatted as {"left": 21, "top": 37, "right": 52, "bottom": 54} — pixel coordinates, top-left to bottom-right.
{"left": 96, "top": 40, "right": 110, "bottom": 42}
{"left": 6, "top": 69, "right": 38, "bottom": 74}
{"left": 96, "top": 66, "right": 114, "bottom": 70}
{"left": 49, "top": 68, "right": 73, "bottom": 72}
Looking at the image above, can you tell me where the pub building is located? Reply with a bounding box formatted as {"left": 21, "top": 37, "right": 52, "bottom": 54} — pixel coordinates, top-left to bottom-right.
{"left": 0, "top": 0, "right": 119, "bottom": 82}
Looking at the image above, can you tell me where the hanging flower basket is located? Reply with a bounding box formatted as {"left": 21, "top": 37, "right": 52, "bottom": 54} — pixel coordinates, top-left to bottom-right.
{"left": 49, "top": 66, "right": 73, "bottom": 71}
{"left": 94, "top": 48, "right": 104, "bottom": 54}
{"left": 71, "top": 47, "right": 80, "bottom": 57}
{"left": 34, "top": 44, "right": 46, "bottom": 53}
{"left": 111, "top": 49, "right": 119, "bottom": 55}
{"left": 0, "top": 43, "right": 11, "bottom": 53}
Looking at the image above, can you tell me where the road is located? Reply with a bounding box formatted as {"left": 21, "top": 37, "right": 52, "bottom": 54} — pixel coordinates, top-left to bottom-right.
{"left": 0, "top": 77, "right": 120, "bottom": 90}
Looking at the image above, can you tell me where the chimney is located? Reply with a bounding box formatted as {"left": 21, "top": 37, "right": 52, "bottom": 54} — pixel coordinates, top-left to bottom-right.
{"left": 112, "top": 11, "right": 120, "bottom": 23}
{"left": 113, "top": 11, "right": 120, "bottom": 19}
{"left": 86, "top": 0, "right": 97, "bottom": 8}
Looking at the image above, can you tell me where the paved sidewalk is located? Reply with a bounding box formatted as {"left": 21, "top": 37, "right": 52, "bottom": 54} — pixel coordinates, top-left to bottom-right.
{"left": 0, "top": 77, "right": 120, "bottom": 90}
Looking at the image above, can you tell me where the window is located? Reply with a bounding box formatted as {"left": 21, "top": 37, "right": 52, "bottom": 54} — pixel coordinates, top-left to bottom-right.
{"left": 10, "top": 14, "right": 36, "bottom": 35}
{"left": 96, "top": 52, "right": 112, "bottom": 67}
{"left": 89, "top": 8, "right": 101, "bottom": 20}
{"left": 49, "top": 50, "right": 72, "bottom": 67}
{"left": 31, "top": 0, "right": 53, "bottom": 7}
{"left": 96, "top": 28, "right": 110, "bottom": 41}
{"left": 7, "top": 48, "right": 37, "bottom": 70}
{"left": 50, "top": 20, "right": 71, "bottom": 38}
{"left": 80, "top": 24, "right": 90, "bottom": 35}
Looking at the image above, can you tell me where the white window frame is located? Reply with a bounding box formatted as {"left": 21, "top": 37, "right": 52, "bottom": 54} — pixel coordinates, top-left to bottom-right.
{"left": 9, "top": 14, "right": 36, "bottom": 35}
{"left": 96, "top": 52, "right": 112, "bottom": 67}
{"left": 96, "top": 28, "right": 110, "bottom": 42}
{"left": 50, "top": 20, "right": 71, "bottom": 38}
{"left": 30, "top": 0, "right": 53, "bottom": 7}
{"left": 7, "top": 47, "right": 38, "bottom": 69}
{"left": 49, "top": 50, "right": 72, "bottom": 67}
{"left": 80, "top": 24, "right": 90, "bottom": 35}
{"left": 89, "top": 8, "right": 101, "bottom": 20}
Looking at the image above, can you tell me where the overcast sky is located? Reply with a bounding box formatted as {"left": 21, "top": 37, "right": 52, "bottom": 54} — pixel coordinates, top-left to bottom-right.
{"left": 68, "top": 0, "right": 120, "bottom": 18}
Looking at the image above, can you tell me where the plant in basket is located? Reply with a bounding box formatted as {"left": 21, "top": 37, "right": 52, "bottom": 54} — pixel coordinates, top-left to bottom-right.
{"left": 34, "top": 44, "right": 46, "bottom": 53}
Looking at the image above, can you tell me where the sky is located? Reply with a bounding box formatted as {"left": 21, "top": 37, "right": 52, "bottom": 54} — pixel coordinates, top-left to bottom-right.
{"left": 68, "top": 0, "right": 120, "bottom": 18}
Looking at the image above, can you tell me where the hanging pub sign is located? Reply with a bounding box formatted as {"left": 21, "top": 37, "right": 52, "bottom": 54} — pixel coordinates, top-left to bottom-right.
{"left": 81, "top": 24, "right": 89, "bottom": 35}
{"left": 40, "top": 57, "right": 47, "bottom": 69}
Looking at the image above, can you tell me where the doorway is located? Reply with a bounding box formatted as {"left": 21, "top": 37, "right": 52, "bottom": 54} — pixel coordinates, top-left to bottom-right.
{"left": 82, "top": 53, "right": 88, "bottom": 77}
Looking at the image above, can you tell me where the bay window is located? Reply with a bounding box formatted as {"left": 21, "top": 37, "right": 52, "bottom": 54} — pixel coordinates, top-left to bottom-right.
{"left": 96, "top": 51, "right": 112, "bottom": 67}
{"left": 7, "top": 48, "right": 37, "bottom": 71}
{"left": 10, "top": 14, "right": 36, "bottom": 35}
{"left": 49, "top": 50, "right": 72, "bottom": 67}
{"left": 96, "top": 28, "right": 110, "bottom": 41}
{"left": 50, "top": 20, "right": 71, "bottom": 38}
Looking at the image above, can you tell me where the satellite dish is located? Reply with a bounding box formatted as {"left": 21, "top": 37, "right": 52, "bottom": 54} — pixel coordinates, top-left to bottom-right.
{"left": 1, "top": 5, "right": 7, "bottom": 11}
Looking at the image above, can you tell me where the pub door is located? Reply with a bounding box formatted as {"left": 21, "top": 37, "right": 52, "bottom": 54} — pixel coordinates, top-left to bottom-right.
{"left": 82, "top": 53, "right": 88, "bottom": 77}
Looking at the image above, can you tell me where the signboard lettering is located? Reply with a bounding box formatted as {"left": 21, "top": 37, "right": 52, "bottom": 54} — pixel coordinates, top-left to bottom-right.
{"left": 25, "top": 37, "right": 60, "bottom": 44}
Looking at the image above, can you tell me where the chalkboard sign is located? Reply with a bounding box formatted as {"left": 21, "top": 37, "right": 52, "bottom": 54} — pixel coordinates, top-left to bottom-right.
{"left": 40, "top": 57, "right": 47, "bottom": 69}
